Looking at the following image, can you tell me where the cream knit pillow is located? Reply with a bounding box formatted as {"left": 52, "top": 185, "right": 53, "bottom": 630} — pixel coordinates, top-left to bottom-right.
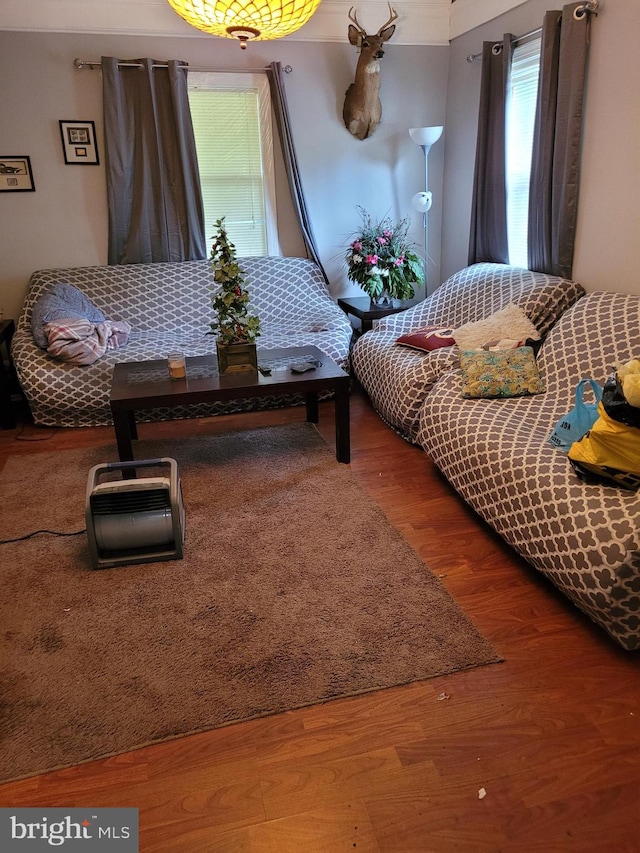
{"left": 453, "top": 303, "right": 540, "bottom": 351}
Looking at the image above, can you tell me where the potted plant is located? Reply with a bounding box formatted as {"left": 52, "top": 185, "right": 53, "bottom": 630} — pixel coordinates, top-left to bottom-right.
{"left": 208, "top": 217, "right": 261, "bottom": 375}
{"left": 345, "top": 207, "right": 424, "bottom": 304}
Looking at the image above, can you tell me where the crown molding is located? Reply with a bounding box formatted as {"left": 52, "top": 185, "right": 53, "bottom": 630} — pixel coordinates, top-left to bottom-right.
{"left": 0, "top": 1, "right": 530, "bottom": 45}
{"left": 292, "top": 2, "right": 450, "bottom": 45}
{"left": 0, "top": 0, "right": 451, "bottom": 45}
{"left": 449, "top": 0, "right": 528, "bottom": 40}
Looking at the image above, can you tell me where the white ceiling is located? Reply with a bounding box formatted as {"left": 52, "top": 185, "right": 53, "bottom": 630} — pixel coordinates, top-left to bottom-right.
{"left": 0, "top": 0, "right": 526, "bottom": 45}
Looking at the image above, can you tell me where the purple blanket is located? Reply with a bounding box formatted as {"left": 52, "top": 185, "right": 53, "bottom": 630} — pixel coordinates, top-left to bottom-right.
{"left": 45, "top": 318, "right": 131, "bottom": 365}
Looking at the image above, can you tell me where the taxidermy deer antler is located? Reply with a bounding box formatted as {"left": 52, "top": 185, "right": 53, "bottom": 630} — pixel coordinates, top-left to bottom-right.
{"left": 343, "top": 3, "right": 398, "bottom": 140}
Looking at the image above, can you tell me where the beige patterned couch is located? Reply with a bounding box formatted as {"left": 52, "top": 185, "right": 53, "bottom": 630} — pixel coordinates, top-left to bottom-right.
{"left": 12, "top": 256, "right": 353, "bottom": 427}
{"left": 417, "top": 291, "right": 640, "bottom": 650}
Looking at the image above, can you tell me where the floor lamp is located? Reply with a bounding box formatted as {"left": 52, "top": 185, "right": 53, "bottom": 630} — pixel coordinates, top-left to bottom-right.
{"left": 409, "top": 126, "right": 443, "bottom": 295}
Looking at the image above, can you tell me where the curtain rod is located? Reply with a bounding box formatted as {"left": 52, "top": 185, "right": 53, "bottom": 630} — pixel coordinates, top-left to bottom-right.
{"left": 73, "top": 59, "right": 292, "bottom": 73}
{"left": 466, "top": 26, "right": 541, "bottom": 62}
{"left": 465, "top": 0, "right": 599, "bottom": 63}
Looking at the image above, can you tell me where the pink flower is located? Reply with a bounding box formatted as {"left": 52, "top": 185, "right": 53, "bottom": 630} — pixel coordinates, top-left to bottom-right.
{"left": 352, "top": 241, "right": 362, "bottom": 251}
{"left": 383, "top": 229, "right": 393, "bottom": 238}
{"left": 394, "top": 256, "right": 404, "bottom": 266}
{"left": 366, "top": 254, "right": 378, "bottom": 265}
{"left": 377, "top": 236, "right": 387, "bottom": 245}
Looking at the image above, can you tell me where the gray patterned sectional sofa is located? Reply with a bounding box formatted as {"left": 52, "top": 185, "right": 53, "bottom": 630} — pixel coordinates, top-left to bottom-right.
{"left": 351, "top": 263, "right": 585, "bottom": 443}
{"left": 12, "top": 256, "right": 353, "bottom": 427}
{"left": 417, "top": 291, "right": 640, "bottom": 650}
{"left": 352, "top": 264, "right": 640, "bottom": 650}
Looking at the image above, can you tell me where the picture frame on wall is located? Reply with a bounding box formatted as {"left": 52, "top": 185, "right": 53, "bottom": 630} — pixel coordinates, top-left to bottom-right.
{"left": 59, "top": 120, "right": 99, "bottom": 165}
{"left": 0, "top": 156, "right": 35, "bottom": 192}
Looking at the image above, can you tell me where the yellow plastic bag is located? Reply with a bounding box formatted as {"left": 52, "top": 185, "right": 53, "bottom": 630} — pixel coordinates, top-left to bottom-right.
{"left": 616, "top": 357, "right": 640, "bottom": 409}
{"left": 568, "top": 402, "right": 640, "bottom": 490}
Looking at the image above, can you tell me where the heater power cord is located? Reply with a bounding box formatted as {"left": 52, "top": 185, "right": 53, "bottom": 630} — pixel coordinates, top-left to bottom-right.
{"left": 0, "top": 529, "right": 86, "bottom": 545}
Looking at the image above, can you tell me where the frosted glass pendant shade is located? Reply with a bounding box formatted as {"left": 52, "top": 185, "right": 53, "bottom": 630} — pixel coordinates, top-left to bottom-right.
{"left": 167, "top": 0, "right": 323, "bottom": 48}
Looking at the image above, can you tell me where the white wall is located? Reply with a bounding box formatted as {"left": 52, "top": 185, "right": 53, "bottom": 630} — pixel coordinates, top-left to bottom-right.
{"left": 442, "top": 0, "right": 640, "bottom": 295}
{"left": 573, "top": 0, "right": 640, "bottom": 295}
{"left": 0, "top": 30, "right": 448, "bottom": 321}
{"left": 5, "top": 0, "right": 635, "bottom": 325}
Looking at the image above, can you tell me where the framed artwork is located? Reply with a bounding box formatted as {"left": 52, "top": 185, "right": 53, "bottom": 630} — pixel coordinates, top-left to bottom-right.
{"left": 59, "top": 120, "right": 99, "bottom": 165}
{"left": 0, "top": 156, "right": 35, "bottom": 192}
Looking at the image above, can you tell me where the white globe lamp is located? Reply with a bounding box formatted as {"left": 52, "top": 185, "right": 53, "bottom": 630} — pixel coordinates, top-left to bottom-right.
{"left": 409, "top": 126, "right": 443, "bottom": 293}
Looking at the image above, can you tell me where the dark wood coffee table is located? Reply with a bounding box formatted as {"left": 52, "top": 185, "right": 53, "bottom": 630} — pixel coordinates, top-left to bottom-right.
{"left": 109, "top": 345, "right": 350, "bottom": 465}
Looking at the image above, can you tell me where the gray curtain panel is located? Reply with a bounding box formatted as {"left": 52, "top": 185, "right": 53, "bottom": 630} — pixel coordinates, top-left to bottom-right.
{"left": 528, "top": 4, "right": 591, "bottom": 279}
{"left": 102, "top": 57, "right": 206, "bottom": 265}
{"left": 266, "top": 61, "right": 328, "bottom": 284}
{"left": 468, "top": 35, "right": 513, "bottom": 266}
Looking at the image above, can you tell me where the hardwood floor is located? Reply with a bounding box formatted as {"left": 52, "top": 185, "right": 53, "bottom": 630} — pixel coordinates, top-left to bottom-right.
{"left": 1, "top": 390, "right": 638, "bottom": 852}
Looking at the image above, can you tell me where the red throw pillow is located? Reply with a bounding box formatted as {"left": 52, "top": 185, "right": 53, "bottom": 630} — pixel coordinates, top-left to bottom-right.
{"left": 395, "top": 327, "right": 456, "bottom": 352}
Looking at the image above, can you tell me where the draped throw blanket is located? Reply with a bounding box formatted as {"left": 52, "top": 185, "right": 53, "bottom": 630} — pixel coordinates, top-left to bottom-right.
{"left": 102, "top": 57, "right": 206, "bottom": 265}
{"left": 45, "top": 319, "right": 131, "bottom": 366}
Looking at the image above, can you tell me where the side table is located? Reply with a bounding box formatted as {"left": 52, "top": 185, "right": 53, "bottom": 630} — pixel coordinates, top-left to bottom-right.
{"left": 0, "top": 319, "right": 18, "bottom": 429}
{"left": 338, "top": 296, "right": 408, "bottom": 335}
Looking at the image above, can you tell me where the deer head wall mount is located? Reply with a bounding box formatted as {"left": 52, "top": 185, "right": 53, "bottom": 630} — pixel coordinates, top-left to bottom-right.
{"left": 343, "top": 3, "right": 398, "bottom": 141}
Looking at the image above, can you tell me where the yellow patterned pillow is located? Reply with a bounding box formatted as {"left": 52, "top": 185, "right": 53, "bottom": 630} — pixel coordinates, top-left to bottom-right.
{"left": 459, "top": 346, "right": 545, "bottom": 399}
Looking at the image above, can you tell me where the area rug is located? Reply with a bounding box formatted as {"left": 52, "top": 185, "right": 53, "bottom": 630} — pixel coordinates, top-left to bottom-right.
{"left": 0, "top": 424, "right": 501, "bottom": 783}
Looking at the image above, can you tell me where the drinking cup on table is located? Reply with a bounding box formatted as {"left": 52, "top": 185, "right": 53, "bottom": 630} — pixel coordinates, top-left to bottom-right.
{"left": 168, "top": 352, "right": 186, "bottom": 380}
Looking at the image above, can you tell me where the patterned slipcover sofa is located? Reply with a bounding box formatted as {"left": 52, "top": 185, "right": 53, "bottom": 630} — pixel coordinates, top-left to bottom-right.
{"left": 417, "top": 292, "right": 640, "bottom": 650}
{"left": 350, "top": 263, "right": 585, "bottom": 443}
{"left": 12, "top": 256, "right": 353, "bottom": 427}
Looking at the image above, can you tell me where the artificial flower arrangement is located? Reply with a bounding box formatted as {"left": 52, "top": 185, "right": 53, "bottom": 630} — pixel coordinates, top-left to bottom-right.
{"left": 207, "top": 217, "right": 261, "bottom": 345}
{"left": 345, "top": 207, "right": 424, "bottom": 302}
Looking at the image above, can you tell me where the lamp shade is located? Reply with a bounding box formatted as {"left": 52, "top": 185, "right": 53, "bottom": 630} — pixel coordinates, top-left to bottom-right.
{"left": 409, "top": 126, "right": 444, "bottom": 148}
{"left": 167, "top": 0, "right": 323, "bottom": 48}
{"left": 411, "top": 191, "right": 433, "bottom": 214}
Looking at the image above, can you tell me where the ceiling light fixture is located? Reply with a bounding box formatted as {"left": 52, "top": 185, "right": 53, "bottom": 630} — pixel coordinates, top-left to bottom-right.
{"left": 167, "top": 0, "right": 323, "bottom": 49}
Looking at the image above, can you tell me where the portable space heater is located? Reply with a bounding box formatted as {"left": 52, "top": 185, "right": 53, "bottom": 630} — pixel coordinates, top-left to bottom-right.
{"left": 85, "top": 457, "right": 185, "bottom": 569}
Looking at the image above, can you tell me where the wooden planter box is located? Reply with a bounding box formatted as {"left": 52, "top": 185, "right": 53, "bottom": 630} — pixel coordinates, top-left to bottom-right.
{"left": 216, "top": 341, "right": 258, "bottom": 376}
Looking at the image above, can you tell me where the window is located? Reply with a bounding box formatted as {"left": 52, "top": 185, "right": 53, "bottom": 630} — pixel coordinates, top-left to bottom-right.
{"left": 188, "top": 72, "right": 279, "bottom": 257}
{"left": 506, "top": 37, "right": 541, "bottom": 268}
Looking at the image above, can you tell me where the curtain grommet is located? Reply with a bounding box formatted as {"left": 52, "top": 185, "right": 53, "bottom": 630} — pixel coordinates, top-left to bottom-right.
{"left": 574, "top": 0, "right": 598, "bottom": 21}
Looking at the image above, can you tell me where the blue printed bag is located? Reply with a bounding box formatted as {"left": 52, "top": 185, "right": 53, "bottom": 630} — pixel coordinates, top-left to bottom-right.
{"left": 548, "top": 378, "right": 603, "bottom": 453}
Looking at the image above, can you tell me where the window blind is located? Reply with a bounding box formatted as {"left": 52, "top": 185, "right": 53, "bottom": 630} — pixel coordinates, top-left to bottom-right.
{"left": 506, "top": 37, "right": 541, "bottom": 268}
{"left": 188, "top": 73, "right": 278, "bottom": 257}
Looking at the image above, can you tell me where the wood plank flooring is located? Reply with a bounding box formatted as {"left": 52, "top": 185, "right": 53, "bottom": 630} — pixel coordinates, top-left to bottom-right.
{"left": 1, "top": 390, "right": 638, "bottom": 851}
